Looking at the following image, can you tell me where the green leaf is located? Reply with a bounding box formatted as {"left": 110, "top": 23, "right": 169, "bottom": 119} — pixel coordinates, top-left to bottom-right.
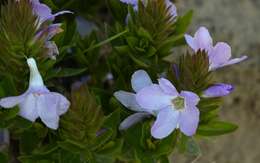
{"left": 158, "top": 155, "right": 169, "bottom": 163}
{"left": 0, "top": 86, "right": 4, "bottom": 97}
{"left": 106, "top": 0, "right": 128, "bottom": 23}
{"left": 32, "top": 143, "right": 59, "bottom": 156}
{"left": 91, "top": 129, "right": 113, "bottom": 151}
{"left": 0, "top": 107, "right": 19, "bottom": 121}
{"left": 197, "top": 121, "right": 238, "bottom": 136}
{"left": 0, "top": 75, "right": 17, "bottom": 96}
{"left": 175, "top": 10, "right": 193, "bottom": 34}
{"left": 103, "top": 109, "right": 120, "bottom": 130}
{"left": 60, "top": 84, "right": 104, "bottom": 146}
{"left": 0, "top": 152, "right": 8, "bottom": 163}
{"left": 58, "top": 140, "right": 86, "bottom": 153}
{"left": 60, "top": 18, "right": 77, "bottom": 46}
{"left": 186, "top": 138, "right": 201, "bottom": 156}
{"left": 45, "top": 67, "right": 87, "bottom": 80}
{"left": 19, "top": 130, "right": 42, "bottom": 155}
{"left": 153, "top": 131, "right": 178, "bottom": 157}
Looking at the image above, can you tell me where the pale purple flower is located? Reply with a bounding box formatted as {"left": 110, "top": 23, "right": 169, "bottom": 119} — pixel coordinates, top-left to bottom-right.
{"left": 202, "top": 83, "right": 234, "bottom": 98}
{"left": 29, "top": 0, "right": 72, "bottom": 59}
{"left": 136, "top": 78, "right": 200, "bottom": 139}
{"left": 165, "top": 0, "right": 178, "bottom": 18}
{"left": 0, "top": 58, "right": 70, "bottom": 130}
{"left": 185, "top": 26, "right": 247, "bottom": 71}
{"left": 114, "top": 70, "right": 153, "bottom": 130}
{"left": 31, "top": 0, "right": 73, "bottom": 25}
{"left": 34, "top": 24, "right": 63, "bottom": 59}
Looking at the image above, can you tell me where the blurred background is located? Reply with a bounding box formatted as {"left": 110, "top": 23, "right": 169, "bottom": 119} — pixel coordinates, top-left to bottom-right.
{"left": 172, "top": 0, "right": 260, "bottom": 162}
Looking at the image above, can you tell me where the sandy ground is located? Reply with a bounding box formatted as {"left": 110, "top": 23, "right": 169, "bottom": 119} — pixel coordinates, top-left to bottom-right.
{"left": 171, "top": 0, "right": 260, "bottom": 162}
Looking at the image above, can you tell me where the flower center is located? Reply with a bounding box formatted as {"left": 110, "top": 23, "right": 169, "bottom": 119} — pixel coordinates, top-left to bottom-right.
{"left": 171, "top": 96, "right": 185, "bottom": 110}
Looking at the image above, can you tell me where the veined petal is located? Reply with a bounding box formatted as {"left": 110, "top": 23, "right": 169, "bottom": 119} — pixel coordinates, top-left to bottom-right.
{"left": 119, "top": 113, "right": 151, "bottom": 130}
{"left": 34, "top": 24, "right": 63, "bottom": 41}
{"left": 114, "top": 91, "right": 143, "bottom": 112}
{"left": 32, "top": 1, "right": 53, "bottom": 24}
{"left": 179, "top": 106, "right": 200, "bottom": 136}
{"left": 184, "top": 34, "right": 197, "bottom": 51}
{"left": 209, "top": 55, "right": 248, "bottom": 71}
{"left": 194, "top": 26, "right": 213, "bottom": 51}
{"left": 209, "top": 42, "right": 231, "bottom": 67}
{"left": 158, "top": 78, "right": 178, "bottom": 96}
{"left": 165, "top": 0, "right": 177, "bottom": 17}
{"left": 51, "top": 93, "right": 70, "bottom": 115}
{"left": 131, "top": 70, "right": 152, "bottom": 92}
{"left": 151, "top": 107, "right": 180, "bottom": 139}
{"left": 136, "top": 84, "right": 172, "bottom": 111}
{"left": 37, "top": 94, "right": 60, "bottom": 130}
{"left": 32, "top": 0, "right": 72, "bottom": 24}
{"left": 0, "top": 93, "right": 27, "bottom": 108}
{"left": 19, "top": 93, "right": 38, "bottom": 122}
{"left": 180, "top": 91, "right": 200, "bottom": 106}
{"left": 203, "top": 83, "right": 234, "bottom": 98}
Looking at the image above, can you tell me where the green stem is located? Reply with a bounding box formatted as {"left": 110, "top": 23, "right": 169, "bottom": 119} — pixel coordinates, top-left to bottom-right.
{"left": 83, "top": 29, "right": 128, "bottom": 53}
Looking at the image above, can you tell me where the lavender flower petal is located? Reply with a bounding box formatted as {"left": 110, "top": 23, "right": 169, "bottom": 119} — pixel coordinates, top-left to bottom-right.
{"left": 203, "top": 83, "right": 234, "bottom": 98}
{"left": 210, "top": 56, "right": 248, "bottom": 71}
{"left": 119, "top": 112, "right": 150, "bottom": 130}
{"left": 19, "top": 93, "right": 38, "bottom": 122}
{"left": 185, "top": 26, "right": 213, "bottom": 52}
{"left": 51, "top": 93, "right": 70, "bottom": 115}
{"left": 208, "top": 42, "right": 231, "bottom": 69}
{"left": 37, "top": 94, "right": 60, "bottom": 130}
{"left": 151, "top": 107, "right": 179, "bottom": 139}
{"left": 136, "top": 84, "right": 172, "bottom": 110}
{"left": 180, "top": 91, "right": 200, "bottom": 106}
{"left": 165, "top": 0, "right": 177, "bottom": 18}
{"left": 32, "top": 0, "right": 72, "bottom": 24}
{"left": 158, "top": 78, "right": 178, "bottom": 96}
{"left": 179, "top": 106, "right": 200, "bottom": 136}
{"left": 0, "top": 93, "right": 27, "bottom": 108}
{"left": 114, "top": 91, "right": 143, "bottom": 112}
{"left": 131, "top": 70, "right": 152, "bottom": 92}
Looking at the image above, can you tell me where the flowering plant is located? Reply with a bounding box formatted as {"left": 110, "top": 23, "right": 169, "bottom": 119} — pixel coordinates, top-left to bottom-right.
{"left": 0, "top": 0, "right": 247, "bottom": 162}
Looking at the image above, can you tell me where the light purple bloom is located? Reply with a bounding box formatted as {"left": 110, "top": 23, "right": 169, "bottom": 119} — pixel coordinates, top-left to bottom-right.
{"left": 34, "top": 24, "right": 63, "bottom": 59}
{"left": 114, "top": 70, "right": 153, "bottom": 130}
{"left": 136, "top": 78, "right": 200, "bottom": 139}
{"left": 31, "top": 0, "right": 73, "bottom": 25}
{"left": 0, "top": 58, "right": 70, "bottom": 130}
{"left": 165, "top": 0, "right": 177, "bottom": 18}
{"left": 35, "top": 23, "right": 63, "bottom": 41}
{"left": 202, "top": 83, "right": 234, "bottom": 98}
{"left": 185, "top": 26, "right": 247, "bottom": 71}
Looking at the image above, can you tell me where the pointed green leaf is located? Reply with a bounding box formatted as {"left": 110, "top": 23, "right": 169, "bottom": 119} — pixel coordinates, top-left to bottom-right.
{"left": 197, "top": 121, "right": 238, "bottom": 136}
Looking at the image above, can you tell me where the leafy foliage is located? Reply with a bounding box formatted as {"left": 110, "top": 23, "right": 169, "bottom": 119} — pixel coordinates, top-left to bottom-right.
{"left": 168, "top": 50, "right": 212, "bottom": 94}
{"left": 0, "top": 0, "right": 240, "bottom": 162}
{"left": 60, "top": 84, "right": 104, "bottom": 145}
